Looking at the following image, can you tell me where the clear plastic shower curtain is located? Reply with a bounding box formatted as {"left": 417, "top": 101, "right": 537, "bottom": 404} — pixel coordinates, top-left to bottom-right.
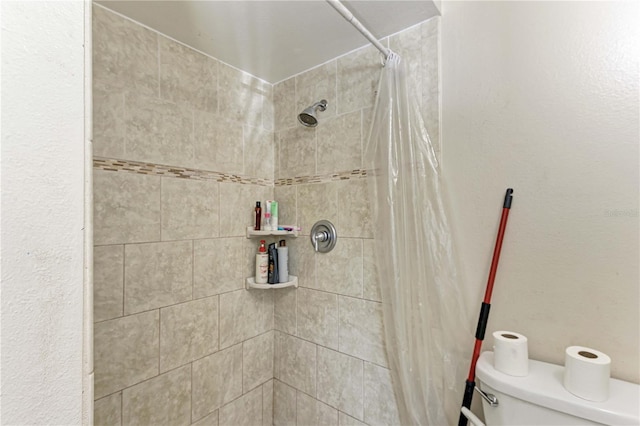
{"left": 365, "top": 53, "right": 472, "bottom": 425}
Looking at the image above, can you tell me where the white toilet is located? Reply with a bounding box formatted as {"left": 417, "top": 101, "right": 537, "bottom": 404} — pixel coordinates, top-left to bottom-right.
{"left": 475, "top": 351, "right": 640, "bottom": 425}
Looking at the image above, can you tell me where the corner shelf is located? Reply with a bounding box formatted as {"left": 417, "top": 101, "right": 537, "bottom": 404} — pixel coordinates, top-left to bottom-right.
{"left": 246, "top": 275, "right": 298, "bottom": 290}
{"left": 246, "top": 226, "right": 299, "bottom": 238}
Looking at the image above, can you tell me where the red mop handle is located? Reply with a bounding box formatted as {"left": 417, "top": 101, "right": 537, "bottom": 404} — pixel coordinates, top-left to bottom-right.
{"left": 467, "top": 188, "right": 513, "bottom": 381}
{"left": 459, "top": 188, "right": 513, "bottom": 426}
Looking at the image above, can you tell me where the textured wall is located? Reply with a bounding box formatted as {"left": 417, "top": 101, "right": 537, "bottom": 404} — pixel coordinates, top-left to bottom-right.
{"left": 1, "top": 2, "right": 86, "bottom": 424}
{"left": 92, "top": 6, "right": 275, "bottom": 425}
{"left": 442, "top": 1, "right": 639, "bottom": 382}
{"left": 271, "top": 19, "right": 441, "bottom": 426}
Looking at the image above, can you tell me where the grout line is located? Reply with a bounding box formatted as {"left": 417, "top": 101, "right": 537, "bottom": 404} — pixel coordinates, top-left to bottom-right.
{"left": 191, "top": 239, "right": 195, "bottom": 301}
{"left": 121, "top": 244, "right": 126, "bottom": 316}
{"left": 158, "top": 308, "right": 162, "bottom": 373}
{"left": 159, "top": 177, "right": 163, "bottom": 242}
{"left": 156, "top": 33, "right": 160, "bottom": 97}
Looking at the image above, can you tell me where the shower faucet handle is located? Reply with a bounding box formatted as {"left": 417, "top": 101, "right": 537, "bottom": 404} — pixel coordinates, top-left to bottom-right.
{"left": 310, "top": 220, "right": 337, "bottom": 253}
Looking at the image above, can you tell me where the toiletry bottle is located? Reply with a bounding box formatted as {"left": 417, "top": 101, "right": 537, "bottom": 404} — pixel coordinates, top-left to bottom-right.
{"left": 255, "top": 240, "right": 268, "bottom": 284}
{"left": 264, "top": 200, "right": 272, "bottom": 231}
{"left": 271, "top": 201, "right": 278, "bottom": 231}
{"left": 254, "top": 201, "right": 261, "bottom": 231}
{"left": 267, "top": 242, "right": 279, "bottom": 284}
{"left": 277, "top": 239, "right": 288, "bottom": 283}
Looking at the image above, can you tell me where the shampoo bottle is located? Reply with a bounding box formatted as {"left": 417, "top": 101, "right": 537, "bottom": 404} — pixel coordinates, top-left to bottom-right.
{"left": 271, "top": 201, "right": 278, "bottom": 231}
{"left": 277, "top": 239, "right": 288, "bottom": 283}
{"left": 267, "top": 242, "right": 279, "bottom": 284}
{"left": 255, "top": 240, "right": 268, "bottom": 284}
{"left": 254, "top": 201, "right": 261, "bottom": 231}
{"left": 264, "top": 200, "right": 272, "bottom": 231}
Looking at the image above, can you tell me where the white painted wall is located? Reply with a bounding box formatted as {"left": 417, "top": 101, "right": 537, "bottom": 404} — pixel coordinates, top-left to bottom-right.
{"left": 442, "top": 1, "right": 639, "bottom": 382}
{"left": 1, "top": 1, "right": 89, "bottom": 423}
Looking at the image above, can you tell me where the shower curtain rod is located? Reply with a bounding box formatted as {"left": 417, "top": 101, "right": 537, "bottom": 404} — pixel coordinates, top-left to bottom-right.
{"left": 325, "top": 0, "right": 391, "bottom": 60}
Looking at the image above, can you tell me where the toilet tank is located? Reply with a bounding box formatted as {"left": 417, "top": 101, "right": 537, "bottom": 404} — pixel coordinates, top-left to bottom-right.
{"left": 476, "top": 351, "right": 640, "bottom": 426}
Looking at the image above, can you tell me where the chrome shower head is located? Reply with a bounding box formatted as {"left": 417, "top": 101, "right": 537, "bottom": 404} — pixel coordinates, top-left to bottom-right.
{"left": 298, "top": 100, "right": 328, "bottom": 127}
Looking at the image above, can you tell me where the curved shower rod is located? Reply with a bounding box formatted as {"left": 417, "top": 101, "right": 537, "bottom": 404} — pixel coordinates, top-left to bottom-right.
{"left": 325, "top": 0, "right": 391, "bottom": 60}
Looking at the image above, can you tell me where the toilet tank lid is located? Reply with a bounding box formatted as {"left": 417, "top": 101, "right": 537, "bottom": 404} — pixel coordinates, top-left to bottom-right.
{"left": 476, "top": 351, "right": 640, "bottom": 426}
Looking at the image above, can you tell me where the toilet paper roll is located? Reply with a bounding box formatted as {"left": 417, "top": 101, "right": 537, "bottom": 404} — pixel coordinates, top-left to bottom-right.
{"left": 493, "top": 331, "right": 529, "bottom": 376}
{"left": 563, "top": 346, "right": 610, "bottom": 402}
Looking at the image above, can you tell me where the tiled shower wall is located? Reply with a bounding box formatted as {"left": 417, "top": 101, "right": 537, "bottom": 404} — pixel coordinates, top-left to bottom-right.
{"left": 92, "top": 3, "right": 440, "bottom": 425}
{"left": 270, "top": 20, "right": 440, "bottom": 426}
{"left": 92, "top": 5, "right": 275, "bottom": 425}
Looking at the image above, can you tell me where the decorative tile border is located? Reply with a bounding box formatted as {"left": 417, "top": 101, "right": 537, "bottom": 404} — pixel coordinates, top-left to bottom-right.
{"left": 93, "top": 157, "right": 371, "bottom": 186}
{"left": 275, "top": 169, "right": 368, "bottom": 186}
{"left": 93, "top": 157, "right": 274, "bottom": 186}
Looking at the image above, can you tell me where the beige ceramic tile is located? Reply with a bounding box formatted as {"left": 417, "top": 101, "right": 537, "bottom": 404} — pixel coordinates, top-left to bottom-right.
{"left": 93, "top": 170, "right": 160, "bottom": 245}
{"left": 218, "top": 386, "right": 263, "bottom": 426}
{"left": 421, "top": 17, "right": 441, "bottom": 154}
{"left": 337, "top": 44, "right": 382, "bottom": 114}
{"left": 93, "top": 88, "right": 125, "bottom": 159}
{"left": 287, "top": 237, "right": 315, "bottom": 290}
{"left": 273, "top": 380, "right": 296, "bottom": 426}
{"left": 262, "top": 84, "right": 275, "bottom": 131}
{"left": 94, "top": 245, "right": 124, "bottom": 322}
{"left": 296, "top": 392, "right": 338, "bottom": 426}
{"left": 243, "top": 331, "right": 274, "bottom": 392}
{"left": 316, "top": 238, "right": 363, "bottom": 297}
{"left": 297, "top": 288, "right": 338, "bottom": 349}
{"left": 159, "top": 36, "right": 218, "bottom": 113}
{"left": 338, "top": 412, "right": 367, "bottom": 426}
{"left": 363, "top": 363, "right": 400, "bottom": 426}
{"left": 263, "top": 380, "right": 274, "bottom": 426}
{"left": 336, "top": 179, "right": 373, "bottom": 239}
{"left": 94, "top": 392, "right": 121, "bottom": 426}
{"left": 194, "top": 238, "right": 244, "bottom": 298}
{"left": 219, "top": 290, "right": 246, "bottom": 349}
{"left": 297, "top": 183, "right": 338, "bottom": 237}
{"left": 276, "top": 126, "right": 316, "bottom": 179}
{"left": 244, "top": 125, "right": 274, "bottom": 180}
{"left": 316, "top": 347, "right": 364, "bottom": 421}
{"left": 94, "top": 311, "right": 159, "bottom": 399}
{"left": 160, "top": 296, "right": 219, "bottom": 372}
{"left": 296, "top": 61, "right": 337, "bottom": 120}
{"left": 274, "top": 78, "right": 296, "bottom": 132}
{"left": 361, "top": 108, "right": 375, "bottom": 163}
{"left": 219, "top": 183, "right": 272, "bottom": 237}
{"left": 389, "top": 24, "right": 423, "bottom": 112}
{"left": 274, "top": 287, "right": 297, "bottom": 335}
{"left": 161, "top": 177, "right": 219, "bottom": 240}
{"left": 218, "top": 63, "right": 265, "bottom": 125}
{"left": 219, "top": 290, "right": 273, "bottom": 349}
{"left": 317, "top": 111, "right": 362, "bottom": 174}
{"left": 339, "top": 296, "right": 386, "bottom": 367}
{"left": 192, "top": 410, "right": 219, "bottom": 426}
{"left": 193, "top": 112, "right": 243, "bottom": 174}
{"left": 93, "top": 6, "right": 158, "bottom": 96}
{"left": 363, "top": 239, "right": 382, "bottom": 302}
{"left": 125, "top": 94, "right": 193, "bottom": 168}
{"left": 124, "top": 240, "right": 192, "bottom": 315}
{"left": 122, "top": 365, "right": 191, "bottom": 426}
{"left": 273, "top": 186, "right": 297, "bottom": 226}
{"left": 192, "top": 344, "right": 243, "bottom": 421}
{"left": 274, "top": 332, "right": 316, "bottom": 396}
{"left": 243, "top": 289, "right": 274, "bottom": 341}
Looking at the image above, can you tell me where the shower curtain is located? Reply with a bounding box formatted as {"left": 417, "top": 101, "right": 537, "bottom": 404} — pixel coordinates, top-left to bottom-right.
{"left": 365, "top": 53, "right": 472, "bottom": 425}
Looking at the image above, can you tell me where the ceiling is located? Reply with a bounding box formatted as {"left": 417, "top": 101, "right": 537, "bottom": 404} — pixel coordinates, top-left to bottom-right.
{"left": 95, "top": 0, "right": 440, "bottom": 83}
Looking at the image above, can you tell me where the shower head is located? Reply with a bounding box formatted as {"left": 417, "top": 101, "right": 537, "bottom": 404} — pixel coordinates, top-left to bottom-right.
{"left": 298, "top": 100, "right": 328, "bottom": 127}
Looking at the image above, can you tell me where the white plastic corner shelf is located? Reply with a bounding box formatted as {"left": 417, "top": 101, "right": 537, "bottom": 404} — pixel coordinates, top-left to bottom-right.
{"left": 246, "top": 226, "right": 299, "bottom": 290}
